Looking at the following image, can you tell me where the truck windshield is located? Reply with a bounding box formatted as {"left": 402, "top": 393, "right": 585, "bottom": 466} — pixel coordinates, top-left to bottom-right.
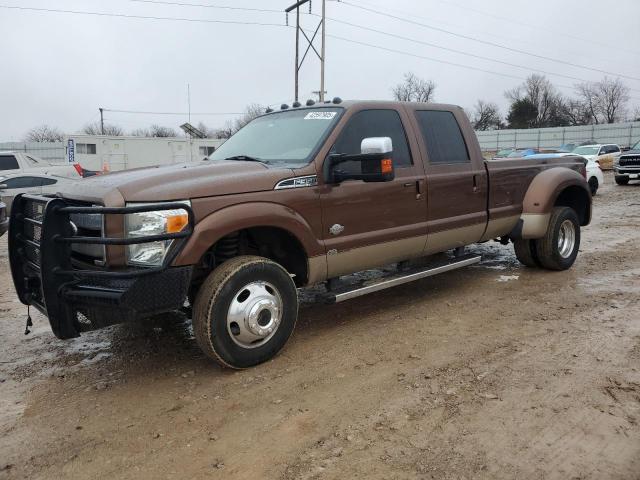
{"left": 632, "top": 140, "right": 640, "bottom": 150}
{"left": 209, "top": 108, "right": 343, "bottom": 165}
{"left": 572, "top": 146, "right": 599, "bottom": 155}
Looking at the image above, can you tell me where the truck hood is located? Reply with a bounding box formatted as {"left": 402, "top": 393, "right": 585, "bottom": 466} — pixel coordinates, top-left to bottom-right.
{"left": 59, "top": 160, "right": 294, "bottom": 205}
{"left": 621, "top": 149, "right": 640, "bottom": 157}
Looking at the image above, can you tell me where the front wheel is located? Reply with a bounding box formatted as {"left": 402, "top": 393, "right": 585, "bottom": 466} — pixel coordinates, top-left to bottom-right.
{"left": 534, "top": 207, "right": 580, "bottom": 271}
{"left": 615, "top": 175, "right": 629, "bottom": 185}
{"left": 193, "top": 256, "right": 298, "bottom": 369}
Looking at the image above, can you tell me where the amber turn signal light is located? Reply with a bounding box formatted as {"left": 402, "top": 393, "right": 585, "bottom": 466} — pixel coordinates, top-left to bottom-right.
{"left": 381, "top": 158, "right": 393, "bottom": 174}
{"left": 166, "top": 213, "right": 189, "bottom": 233}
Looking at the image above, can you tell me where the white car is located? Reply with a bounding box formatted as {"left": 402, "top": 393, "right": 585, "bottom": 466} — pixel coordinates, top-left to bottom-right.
{"left": 571, "top": 144, "right": 621, "bottom": 170}
{"left": 0, "top": 173, "right": 75, "bottom": 215}
{"left": 584, "top": 157, "right": 604, "bottom": 195}
{"left": 527, "top": 152, "right": 604, "bottom": 195}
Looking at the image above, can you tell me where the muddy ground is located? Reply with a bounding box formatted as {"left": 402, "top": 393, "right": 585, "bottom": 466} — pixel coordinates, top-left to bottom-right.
{"left": 1, "top": 172, "right": 639, "bottom": 480}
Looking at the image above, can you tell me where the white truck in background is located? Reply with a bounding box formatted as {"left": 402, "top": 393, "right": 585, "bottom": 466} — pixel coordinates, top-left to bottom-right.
{"left": 0, "top": 152, "right": 84, "bottom": 178}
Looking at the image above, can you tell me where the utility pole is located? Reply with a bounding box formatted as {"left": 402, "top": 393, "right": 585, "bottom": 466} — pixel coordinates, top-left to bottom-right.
{"left": 99, "top": 108, "right": 105, "bottom": 135}
{"left": 320, "top": 0, "right": 325, "bottom": 102}
{"left": 285, "top": 0, "right": 326, "bottom": 103}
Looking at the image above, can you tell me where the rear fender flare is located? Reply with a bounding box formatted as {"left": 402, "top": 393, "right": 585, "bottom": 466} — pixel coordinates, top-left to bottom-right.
{"left": 513, "top": 168, "right": 591, "bottom": 239}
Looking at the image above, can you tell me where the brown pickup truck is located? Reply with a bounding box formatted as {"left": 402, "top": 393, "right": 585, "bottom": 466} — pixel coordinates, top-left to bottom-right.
{"left": 8, "top": 100, "right": 591, "bottom": 368}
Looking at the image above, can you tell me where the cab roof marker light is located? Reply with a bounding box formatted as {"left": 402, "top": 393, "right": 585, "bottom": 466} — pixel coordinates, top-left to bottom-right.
{"left": 306, "top": 99, "right": 315, "bottom": 106}
{"left": 265, "top": 107, "right": 274, "bottom": 113}
{"left": 281, "top": 104, "right": 289, "bottom": 110}
{"left": 292, "top": 101, "right": 301, "bottom": 108}
{"left": 332, "top": 97, "right": 342, "bottom": 104}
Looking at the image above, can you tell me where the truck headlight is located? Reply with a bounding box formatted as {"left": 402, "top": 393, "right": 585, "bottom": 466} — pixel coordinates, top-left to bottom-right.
{"left": 125, "top": 201, "right": 190, "bottom": 266}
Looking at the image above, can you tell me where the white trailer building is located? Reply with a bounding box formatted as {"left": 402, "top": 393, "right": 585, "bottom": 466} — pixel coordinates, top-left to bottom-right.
{"left": 66, "top": 135, "right": 224, "bottom": 172}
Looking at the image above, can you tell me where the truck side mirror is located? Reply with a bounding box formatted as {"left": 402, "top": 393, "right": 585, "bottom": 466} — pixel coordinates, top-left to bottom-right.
{"left": 0, "top": 184, "right": 7, "bottom": 190}
{"left": 328, "top": 137, "right": 395, "bottom": 184}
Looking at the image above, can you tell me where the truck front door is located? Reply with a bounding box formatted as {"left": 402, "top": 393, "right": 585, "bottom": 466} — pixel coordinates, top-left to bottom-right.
{"left": 411, "top": 108, "right": 488, "bottom": 254}
{"left": 319, "top": 108, "right": 427, "bottom": 278}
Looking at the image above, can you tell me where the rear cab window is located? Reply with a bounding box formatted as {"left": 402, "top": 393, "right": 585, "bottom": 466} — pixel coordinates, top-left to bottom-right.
{"left": 0, "top": 155, "right": 20, "bottom": 170}
{"left": 414, "top": 110, "right": 470, "bottom": 164}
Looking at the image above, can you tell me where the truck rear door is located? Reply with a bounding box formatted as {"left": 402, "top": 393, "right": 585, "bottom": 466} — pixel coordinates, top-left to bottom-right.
{"left": 409, "top": 107, "right": 488, "bottom": 254}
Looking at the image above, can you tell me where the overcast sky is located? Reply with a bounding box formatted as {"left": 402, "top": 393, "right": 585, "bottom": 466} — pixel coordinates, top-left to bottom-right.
{"left": 1, "top": 0, "right": 639, "bottom": 140}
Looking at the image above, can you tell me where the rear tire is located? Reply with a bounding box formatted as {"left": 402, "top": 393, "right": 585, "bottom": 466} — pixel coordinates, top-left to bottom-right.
{"left": 615, "top": 176, "right": 629, "bottom": 185}
{"left": 193, "top": 255, "right": 298, "bottom": 369}
{"left": 588, "top": 177, "right": 598, "bottom": 195}
{"left": 534, "top": 207, "right": 580, "bottom": 271}
{"left": 513, "top": 239, "right": 539, "bottom": 268}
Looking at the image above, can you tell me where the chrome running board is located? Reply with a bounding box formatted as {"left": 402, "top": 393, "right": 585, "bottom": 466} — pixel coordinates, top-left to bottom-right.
{"left": 319, "top": 254, "right": 481, "bottom": 304}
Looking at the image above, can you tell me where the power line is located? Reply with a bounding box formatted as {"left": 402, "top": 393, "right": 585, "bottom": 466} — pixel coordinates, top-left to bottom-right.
{"left": 5, "top": 2, "right": 639, "bottom": 103}
{"left": 338, "top": 0, "right": 640, "bottom": 83}
{"left": 129, "top": 0, "right": 282, "bottom": 14}
{"left": 314, "top": 14, "right": 640, "bottom": 94}
{"left": 429, "top": 0, "right": 640, "bottom": 58}
{"left": 324, "top": 32, "right": 640, "bottom": 103}
{"left": 0, "top": 4, "right": 288, "bottom": 27}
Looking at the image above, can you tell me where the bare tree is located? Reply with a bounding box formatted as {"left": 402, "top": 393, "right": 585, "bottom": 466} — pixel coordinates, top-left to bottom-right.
{"left": 196, "top": 122, "right": 216, "bottom": 138}
{"left": 24, "top": 125, "right": 65, "bottom": 142}
{"left": 575, "top": 81, "right": 601, "bottom": 125}
{"left": 575, "top": 77, "right": 630, "bottom": 124}
{"left": 392, "top": 72, "right": 436, "bottom": 103}
{"left": 130, "top": 128, "right": 150, "bottom": 137}
{"left": 130, "top": 125, "right": 178, "bottom": 137}
{"left": 471, "top": 100, "right": 503, "bottom": 130}
{"left": 82, "top": 121, "right": 124, "bottom": 136}
{"left": 598, "top": 77, "right": 630, "bottom": 124}
{"left": 506, "top": 74, "right": 563, "bottom": 128}
{"left": 560, "top": 98, "right": 592, "bottom": 126}
{"left": 214, "top": 104, "right": 264, "bottom": 139}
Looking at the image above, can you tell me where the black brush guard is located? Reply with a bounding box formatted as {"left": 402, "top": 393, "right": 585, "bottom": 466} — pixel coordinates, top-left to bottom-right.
{"left": 8, "top": 194, "right": 194, "bottom": 339}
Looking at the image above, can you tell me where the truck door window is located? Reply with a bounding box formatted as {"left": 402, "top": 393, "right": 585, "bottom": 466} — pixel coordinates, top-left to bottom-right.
{"left": 332, "top": 109, "right": 412, "bottom": 171}
{"left": 415, "top": 110, "right": 470, "bottom": 164}
{"left": 0, "top": 155, "right": 19, "bottom": 170}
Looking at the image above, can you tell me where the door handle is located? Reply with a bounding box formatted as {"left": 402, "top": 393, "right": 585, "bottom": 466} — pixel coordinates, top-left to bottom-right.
{"left": 472, "top": 174, "right": 479, "bottom": 193}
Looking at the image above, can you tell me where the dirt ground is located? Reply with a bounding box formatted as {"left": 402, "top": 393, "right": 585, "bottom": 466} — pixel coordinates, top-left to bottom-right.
{"left": 1, "top": 172, "right": 639, "bottom": 480}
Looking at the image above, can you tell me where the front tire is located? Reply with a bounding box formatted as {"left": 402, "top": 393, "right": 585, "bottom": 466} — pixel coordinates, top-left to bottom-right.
{"left": 534, "top": 207, "right": 580, "bottom": 271}
{"left": 193, "top": 256, "right": 298, "bottom": 369}
{"left": 615, "top": 175, "right": 629, "bottom": 185}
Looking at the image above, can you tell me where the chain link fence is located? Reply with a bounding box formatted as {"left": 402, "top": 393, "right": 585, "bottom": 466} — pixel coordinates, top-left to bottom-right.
{"left": 475, "top": 121, "right": 640, "bottom": 153}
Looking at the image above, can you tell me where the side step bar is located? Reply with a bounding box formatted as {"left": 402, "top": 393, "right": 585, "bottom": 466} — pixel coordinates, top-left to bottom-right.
{"left": 319, "top": 254, "right": 481, "bottom": 304}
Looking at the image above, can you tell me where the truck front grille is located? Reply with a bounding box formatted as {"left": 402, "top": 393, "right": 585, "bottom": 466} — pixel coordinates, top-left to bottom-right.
{"left": 619, "top": 156, "right": 640, "bottom": 167}
{"left": 22, "top": 198, "right": 46, "bottom": 268}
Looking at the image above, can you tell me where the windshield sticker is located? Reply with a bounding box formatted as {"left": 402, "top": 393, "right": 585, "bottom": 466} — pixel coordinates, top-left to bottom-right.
{"left": 304, "top": 111, "right": 337, "bottom": 120}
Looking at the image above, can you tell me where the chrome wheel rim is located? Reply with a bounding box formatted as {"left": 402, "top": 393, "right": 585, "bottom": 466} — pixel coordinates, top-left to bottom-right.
{"left": 558, "top": 220, "right": 576, "bottom": 258}
{"left": 227, "top": 281, "right": 283, "bottom": 349}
